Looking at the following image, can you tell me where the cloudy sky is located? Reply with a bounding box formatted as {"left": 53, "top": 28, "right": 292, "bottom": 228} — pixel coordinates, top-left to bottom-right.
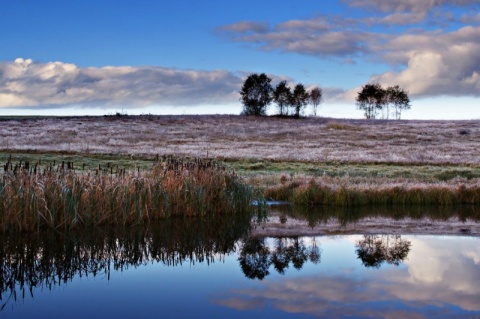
{"left": 1, "top": 0, "right": 479, "bottom": 119}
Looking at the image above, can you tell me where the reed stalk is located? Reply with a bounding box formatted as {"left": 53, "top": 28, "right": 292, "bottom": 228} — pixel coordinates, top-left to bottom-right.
{"left": 0, "top": 156, "right": 261, "bottom": 233}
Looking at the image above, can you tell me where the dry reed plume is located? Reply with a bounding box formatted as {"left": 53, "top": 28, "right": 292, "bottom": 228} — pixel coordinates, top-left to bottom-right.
{"left": 0, "top": 156, "right": 260, "bottom": 233}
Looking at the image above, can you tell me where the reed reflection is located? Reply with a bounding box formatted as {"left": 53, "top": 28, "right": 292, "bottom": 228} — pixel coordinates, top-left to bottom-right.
{"left": 272, "top": 205, "right": 480, "bottom": 227}
{"left": 238, "top": 237, "right": 322, "bottom": 280}
{"left": 0, "top": 213, "right": 252, "bottom": 310}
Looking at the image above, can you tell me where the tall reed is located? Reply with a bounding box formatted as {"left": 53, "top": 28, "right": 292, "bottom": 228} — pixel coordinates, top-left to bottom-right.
{"left": 265, "top": 179, "right": 480, "bottom": 207}
{"left": 0, "top": 156, "right": 262, "bottom": 232}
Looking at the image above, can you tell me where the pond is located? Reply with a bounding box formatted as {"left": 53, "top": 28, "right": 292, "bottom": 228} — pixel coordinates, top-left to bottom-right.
{"left": 1, "top": 207, "right": 480, "bottom": 319}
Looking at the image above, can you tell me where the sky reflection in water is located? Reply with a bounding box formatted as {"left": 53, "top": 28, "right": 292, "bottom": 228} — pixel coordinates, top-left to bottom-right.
{"left": 216, "top": 235, "right": 480, "bottom": 319}
{"left": 1, "top": 220, "right": 479, "bottom": 318}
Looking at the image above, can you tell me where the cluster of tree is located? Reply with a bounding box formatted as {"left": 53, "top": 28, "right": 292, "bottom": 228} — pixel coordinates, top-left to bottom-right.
{"left": 238, "top": 237, "right": 321, "bottom": 280}
{"left": 356, "top": 83, "right": 411, "bottom": 119}
{"left": 355, "top": 235, "right": 411, "bottom": 268}
{"left": 240, "top": 73, "right": 323, "bottom": 117}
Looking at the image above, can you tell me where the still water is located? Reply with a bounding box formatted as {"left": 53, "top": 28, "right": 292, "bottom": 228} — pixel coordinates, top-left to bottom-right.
{"left": 1, "top": 209, "right": 479, "bottom": 319}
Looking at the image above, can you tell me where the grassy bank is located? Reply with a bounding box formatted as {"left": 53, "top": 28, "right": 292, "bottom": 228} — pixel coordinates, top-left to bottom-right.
{"left": 265, "top": 178, "right": 480, "bottom": 206}
{"left": 0, "top": 152, "right": 480, "bottom": 224}
{"left": 0, "top": 155, "right": 260, "bottom": 232}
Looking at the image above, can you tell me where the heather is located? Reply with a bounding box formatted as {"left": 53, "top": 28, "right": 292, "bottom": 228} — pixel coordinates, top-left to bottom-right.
{"left": 1, "top": 115, "right": 478, "bottom": 164}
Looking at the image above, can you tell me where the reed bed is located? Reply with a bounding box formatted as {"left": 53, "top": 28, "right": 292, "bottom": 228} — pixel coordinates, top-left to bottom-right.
{"left": 0, "top": 155, "right": 261, "bottom": 233}
{"left": 265, "top": 179, "right": 480, "bottom": 207}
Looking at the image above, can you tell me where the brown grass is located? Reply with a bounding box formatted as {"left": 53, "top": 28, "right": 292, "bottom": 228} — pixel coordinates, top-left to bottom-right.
{"left": 265, "top": 179, "right": 480, "bottom": 206}
{"left": 0, "top": 156, "right": 260, "bottom": 233}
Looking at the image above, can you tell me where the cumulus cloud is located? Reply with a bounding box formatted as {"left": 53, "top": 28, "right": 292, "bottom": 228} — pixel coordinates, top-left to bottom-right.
{"left": 368, "top": 26, "right": 480, "bottom": 98}
{"left": 217, "top": 0, "right": 480, "bottom": 101}
{"left": 0, "top": 58, "right": 243, "bottom": 108}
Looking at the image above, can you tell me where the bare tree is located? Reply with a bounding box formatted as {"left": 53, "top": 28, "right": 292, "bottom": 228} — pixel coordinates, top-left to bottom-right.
{"left": 309, "top": 86, "right": 323, "bottom": 116}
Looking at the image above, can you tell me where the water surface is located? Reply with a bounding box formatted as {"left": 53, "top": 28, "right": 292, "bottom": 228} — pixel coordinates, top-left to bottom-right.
{"left": 1, "top": 208, "right": 480, "bottom": 319}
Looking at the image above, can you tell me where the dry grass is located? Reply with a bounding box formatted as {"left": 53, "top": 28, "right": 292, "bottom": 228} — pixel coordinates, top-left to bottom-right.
{"left": 264, "top": 177, "right": 480, "bottom": 206}
{"left": 0, "top": 156, "right": 260, "bottom": 232}
{"left": 1, "top": 115, "right": 479, "bottom": 164}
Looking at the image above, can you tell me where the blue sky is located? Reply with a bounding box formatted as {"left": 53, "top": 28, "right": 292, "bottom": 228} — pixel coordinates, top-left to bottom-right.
{"left": 0, "top": 0, "right": 479, "bottom": 119}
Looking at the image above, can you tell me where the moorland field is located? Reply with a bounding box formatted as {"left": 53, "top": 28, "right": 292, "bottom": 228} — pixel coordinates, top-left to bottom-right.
{"left": 1, "top": 114, "right": 480, "bottom": 214}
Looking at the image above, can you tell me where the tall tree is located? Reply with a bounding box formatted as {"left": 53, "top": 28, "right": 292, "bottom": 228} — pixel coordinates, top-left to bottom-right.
{"left": 356, "top": 83, "right": 385, "bottom": 119}
{"left": 309, "top": 86, "right": 323, "bottom": 116}
{"left": 239, "top": 73, "right": 273, "bottom": 116}
{"left": 386, "top": 85, "right": 411, "bottom": 120}
{"left": 273, "top": 81, "right": 292, "bottom": 116}
{"left": 291, "top": 84, "right": 309, "bottom": 118}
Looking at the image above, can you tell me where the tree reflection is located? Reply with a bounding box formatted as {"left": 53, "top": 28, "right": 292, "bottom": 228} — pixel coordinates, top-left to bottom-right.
{"left": 0, "top": 213, "right": 252, "bottom": 310}
{"left": 355, "top": 235, "right": 411, "bottom": 268}
{"left": 271, "top": 238, "right": 291, "bottom": 275}
{"left": 238, "top": 237, "right": 272, "bottom": 280}
{"left": 239, "top": 237, "right": 322, "bottom": 280}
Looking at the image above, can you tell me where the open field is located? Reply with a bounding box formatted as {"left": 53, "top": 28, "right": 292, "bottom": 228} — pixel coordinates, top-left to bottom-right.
{"left": 1, "top": 114, "right": 479, "bottom": 164}
{"left": 1, "top": 115, "right": 480, "bottom": 209}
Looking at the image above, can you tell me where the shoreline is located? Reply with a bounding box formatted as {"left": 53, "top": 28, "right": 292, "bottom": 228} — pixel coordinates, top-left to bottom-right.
{"left": 251, "top": 213, "right": 480, "bottom": 237}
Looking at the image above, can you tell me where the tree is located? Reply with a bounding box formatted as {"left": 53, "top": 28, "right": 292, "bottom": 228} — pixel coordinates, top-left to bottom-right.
{"left": 386, "top": 85, "right": 411, "bottom": 120}
{"left": 273, "top": 81, "right": 292, "bottom": 116}
{"left": 291, "top": 84, "right": 309, "bottom": 118}
{"left": 356, "top": 83, "right": 385, "bottom": 119}
{"left": 239, "top": 73, "right": 273, "bottom": 116}
{"left": 309, "top": 86, "right": 323, "bottom": 116}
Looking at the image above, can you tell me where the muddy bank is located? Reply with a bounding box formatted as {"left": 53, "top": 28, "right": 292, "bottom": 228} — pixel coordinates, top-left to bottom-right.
{"left": 251, "top": 212, "right": 480, "bottom": 237}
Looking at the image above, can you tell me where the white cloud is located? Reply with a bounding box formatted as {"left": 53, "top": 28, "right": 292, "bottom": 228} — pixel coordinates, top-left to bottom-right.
{"left": 217, "top": 21, "right": 269, "bottom": 34}
{"left": 0, "top": 59, "right": 243, "bottom": 108}
{"left": 370, "top": 26, "right": 480, "bottom": 97}
{"left": 217, "top": 1, "right": 480, "bottom": 101}
{"left": 217, "top": 17, "right": 373, "bottom": 58}
{"left": 344, "top": 0, "right": 478, "bottom": 14}
{"left": 460, "top": 12, "right": 480, "bottom": 24}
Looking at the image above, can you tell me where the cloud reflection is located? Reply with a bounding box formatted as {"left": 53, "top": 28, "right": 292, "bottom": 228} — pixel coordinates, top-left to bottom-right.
{"left": 216, "top": 236, "right": 480, "bottom": 318}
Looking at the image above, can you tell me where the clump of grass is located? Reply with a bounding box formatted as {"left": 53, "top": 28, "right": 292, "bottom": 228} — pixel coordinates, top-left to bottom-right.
{"left": 246, "top": 162, "right": 266, "bottom": 170}
{"left": 325, "top": 122, "right": 363, "bottom": 131}
{"left": 265, "top": 179, "right": 480, "bottom": 207}
{"left": 0, "top": 156, "right": 262, "bottom": 233}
